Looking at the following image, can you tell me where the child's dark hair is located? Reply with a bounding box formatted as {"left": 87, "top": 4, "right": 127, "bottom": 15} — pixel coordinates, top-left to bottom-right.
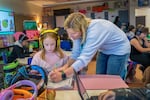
{"left": 128, "top": 25, "right": 135, "bottom": 32}
{"left": 19, "top": 34, "right": 28, "bottom": 43}
{"left": 136, "top": 27, "right": 149, "bottom": 36}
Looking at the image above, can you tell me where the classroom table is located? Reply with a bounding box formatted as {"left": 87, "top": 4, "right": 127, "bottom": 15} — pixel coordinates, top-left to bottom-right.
{"left": 16, "top": 57, "right": 128, "bottom": 100}
{"left": 51, "top": 75, "right": 128, "bottom": 100}
{"left": 55, "top": 90, "right": 106, "bottom": 100}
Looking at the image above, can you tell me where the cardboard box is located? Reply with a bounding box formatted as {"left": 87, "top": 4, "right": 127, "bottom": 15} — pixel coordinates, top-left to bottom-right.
{"left": 37, "top": 89, "right": 55, "bottom": 100}
{"left": 0, "top": 40, "right": 4, "bottom": 48}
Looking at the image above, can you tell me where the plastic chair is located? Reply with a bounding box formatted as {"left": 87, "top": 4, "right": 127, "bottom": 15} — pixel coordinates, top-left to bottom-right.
{"left": 60, "top": 40, "right": 72, "bottom": 51}
{"left": 1, "top": 51, "right": 8, "bottom": 64}
{"left": 27, "top": 57, "right": 33, "bottom": 65}
{"left": 13, "top": 32, "right": 24, "bottom": 41}
{"left": 125, "top": 60, "right": 141, "bottom": 83}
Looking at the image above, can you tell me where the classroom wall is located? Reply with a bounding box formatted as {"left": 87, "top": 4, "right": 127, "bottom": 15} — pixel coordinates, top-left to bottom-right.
{"left": 0, "top": 0, "right": 43, "bottom": 31}
{"left": 135, "top": 7, "right": 150, "bottom": 30}
{"left": 14, "top": 14, "right": 36, "bottom": 32}
{"left": 0, "top": 0, "right": 42, "bottom": 16}
{"left": 0, "top": 0, "right": 42, "bottom": 44}
{"left": 43, "top": 1, "right": 129, "bottom": 28}
{"left": 129, "top": 0, "right": 136, "bottom": 26}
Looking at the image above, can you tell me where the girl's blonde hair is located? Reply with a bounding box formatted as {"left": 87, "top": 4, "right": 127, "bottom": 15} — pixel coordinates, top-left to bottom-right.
{"left": 40, "top": 29, "right": 64, "bottom": 60}
{"left": 64, "top": 12, "right": 90, "bottom": 44}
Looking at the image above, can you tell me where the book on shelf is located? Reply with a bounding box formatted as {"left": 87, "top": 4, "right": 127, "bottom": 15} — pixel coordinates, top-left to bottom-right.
{"left": 47, "top": 77, "right": 74, "bottom": 90}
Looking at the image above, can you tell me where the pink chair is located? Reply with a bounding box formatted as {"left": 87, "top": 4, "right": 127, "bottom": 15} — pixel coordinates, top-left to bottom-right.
{"left": 13, "top": 32, "right": 24, "bottom": 41}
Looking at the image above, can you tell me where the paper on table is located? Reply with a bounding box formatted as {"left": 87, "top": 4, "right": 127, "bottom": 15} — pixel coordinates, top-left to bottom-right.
{"left": 47, "top": 77, "right": 74, "bottom": 89}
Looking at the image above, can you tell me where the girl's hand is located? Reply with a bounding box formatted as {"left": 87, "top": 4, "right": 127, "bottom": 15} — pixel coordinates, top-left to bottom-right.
{"left": 56, "top": 66, "right": 67, "bottom": 72}
{"left": 98, "top": 91, "right": 115, "bottom": 100}
{"left": 49, "top": 70, "right": 62, "bottom": 82}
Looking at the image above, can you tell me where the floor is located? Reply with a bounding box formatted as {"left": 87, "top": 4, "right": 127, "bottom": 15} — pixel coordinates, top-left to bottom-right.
{"left": 86, "top": 60, "right": 144, "bottom": 87}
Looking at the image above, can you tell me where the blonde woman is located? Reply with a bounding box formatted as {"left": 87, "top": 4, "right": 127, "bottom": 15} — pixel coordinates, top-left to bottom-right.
{"left": 50, "top": 12, "right": 130, "bottom": 82}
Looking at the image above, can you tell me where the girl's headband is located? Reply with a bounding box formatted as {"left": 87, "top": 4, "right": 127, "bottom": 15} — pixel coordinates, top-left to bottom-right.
{"left": 40, "top": 28, "right": 59, "bottom": 36}
{"left": 40, "top": 28, "right": 60, "bottom": 47}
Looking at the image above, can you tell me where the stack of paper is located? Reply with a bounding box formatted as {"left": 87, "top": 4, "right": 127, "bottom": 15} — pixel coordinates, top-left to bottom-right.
{"left": 47, "top": 77, "right": 74, "bottom": 89}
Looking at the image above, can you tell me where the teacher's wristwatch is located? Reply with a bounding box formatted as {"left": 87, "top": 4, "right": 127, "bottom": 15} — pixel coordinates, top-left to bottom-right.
{"left": 61, "top": 71, "right": 67, "bottom": 80}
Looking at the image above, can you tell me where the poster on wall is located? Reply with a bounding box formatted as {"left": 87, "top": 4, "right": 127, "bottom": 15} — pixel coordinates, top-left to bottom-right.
{"left": 56, "top": 16, "right": 65, "bottom": 27}
{"left": 138, "top": 0, "right": 149, "bottom": 7}
{"left": 108, "top": 10, "right": 118, "bottom": 22}
{"left": 0, "top": 10, "right": 15, "bottom": 34}
{"left": 95, "top": 12, "right": 105, "bottom": 19}
{"left": 23, "top": 20, "right": 37, "bottom": 30}
{"left": 85, "top": 12, "right": 91, "bottom": 18}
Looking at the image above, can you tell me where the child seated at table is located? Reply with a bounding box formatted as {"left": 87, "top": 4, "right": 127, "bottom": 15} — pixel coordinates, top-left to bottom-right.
{"left": 7, "top": 34, "right": 35, "bottom": 63}
{"left": 31, "top": 28, "right": 68, "bottom": 74}
{"left": 31, "top": 29, "right": 69, "bottom": 99}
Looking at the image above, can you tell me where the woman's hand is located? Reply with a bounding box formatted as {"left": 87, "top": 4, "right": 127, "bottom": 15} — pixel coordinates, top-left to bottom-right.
{"left": 49, "top": 70, "right": 62, "bottom": 82}
{"left": 98, "top": 91, "right": 115, "bottom": 100}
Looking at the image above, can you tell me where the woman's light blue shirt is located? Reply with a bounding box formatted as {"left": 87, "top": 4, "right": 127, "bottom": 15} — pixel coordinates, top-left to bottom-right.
{"left": 71, "top": 19, "right": 131, "bottom": 72}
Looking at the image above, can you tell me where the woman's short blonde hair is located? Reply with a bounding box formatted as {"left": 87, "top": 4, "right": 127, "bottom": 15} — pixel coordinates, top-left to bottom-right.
{"left": 64, "top": 12, "right": 90, "bottom": 44}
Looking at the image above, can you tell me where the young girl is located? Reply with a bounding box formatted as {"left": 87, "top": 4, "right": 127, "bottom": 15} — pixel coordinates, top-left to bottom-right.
{"left": 31, "top": 28, "right": 68, "bottom": 74}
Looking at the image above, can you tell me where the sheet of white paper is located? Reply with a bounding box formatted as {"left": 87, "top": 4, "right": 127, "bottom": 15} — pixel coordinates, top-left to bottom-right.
{"left": 47, "top": 77, "right": 74, "bottom": 89}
